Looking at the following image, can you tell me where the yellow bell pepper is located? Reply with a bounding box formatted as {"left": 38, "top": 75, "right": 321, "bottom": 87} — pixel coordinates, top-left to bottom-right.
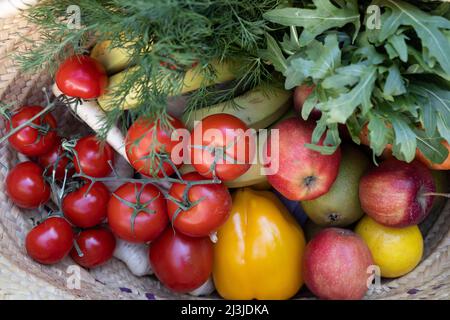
{"left": 213, "top": 188, "right": 306, "bottom": 300}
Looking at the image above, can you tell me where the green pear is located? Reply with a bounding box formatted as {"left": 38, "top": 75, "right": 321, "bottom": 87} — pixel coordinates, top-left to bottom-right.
{"left": 301, "top": 144, "right": 371, "bottom": 227}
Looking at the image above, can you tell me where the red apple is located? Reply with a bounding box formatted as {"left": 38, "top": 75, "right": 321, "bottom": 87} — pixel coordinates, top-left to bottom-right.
{"left": 359, "top": 159, "right": 435, "bottom": 227}
{"left": 293, "top": 84, "right": 321, "bottom": 120}
{"left": 265, "top": 118, "right": 341, "bottom": 201}
{"left": 304, "top": 228, "right": 373, "bottom": 300}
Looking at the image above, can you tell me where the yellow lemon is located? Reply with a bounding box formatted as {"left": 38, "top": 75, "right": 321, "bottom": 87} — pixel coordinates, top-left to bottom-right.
{"left": 355, "top": 215, "right": 423, "bottom": 278}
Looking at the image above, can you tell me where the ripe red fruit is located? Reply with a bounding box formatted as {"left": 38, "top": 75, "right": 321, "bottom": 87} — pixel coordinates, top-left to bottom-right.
{"left": 304, "top": 228, "right": 373, "bottom": 300}
{"left": 265, "top": 118, "right": 341, "bottom": 201}
{"left": 6, "top": 161, "right": 50, "bottom": 209}
{"left": 7, "top": 106, "right": 58, "bottom": 157}
{"left": 125, "top": 117, "right": 185, "bottom": 178}
{"left": 62, "top": 182, "right": 110, "bottom": 228}
{"left": 149, "top": 228, "right": 213, "bottom": 293}
{"left": 167, "top": 172, "right": 232, "bottom": 237}
{"left": 73, "top": 135, "right": 114, "bottom": 178}
{"left": 70, "top": 228, "right": 116, "bottom": 268}
{"left": 107, "top": 183, "right": 168, "bottom": 243}
{"left": 56, "top": 55, "right": 108, "bottom": 99}
{"left": 37, "top": 137, "right": 73, "bottom": 180}
{"left": 190, "top": 114, "right": 252, "bottom": 181}
{"left": 25, "top": 217, "right": 74, "bottom": 265}
{"left": 359, "top": 159, "right": 436, "bottom": 227}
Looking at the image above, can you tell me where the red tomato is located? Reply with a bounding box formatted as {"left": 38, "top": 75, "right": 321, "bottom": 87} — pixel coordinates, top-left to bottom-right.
{"left": 70, "top": 228, "right": 116, "bottom": 268}
{"left": 55, "top": 55, "right": 108, "bottom": 99}
{"left": 25, "top": 217, "right": 74, "bottom": 265}
{"left": 7, "top": 106, "right": 58, "bottom": 157}
{"left": 62, "top": 182, "right": 110, "bottom": 228}
{"left": 149, "top": 228, "right": 213, "bottom": 293}
{"left": 37, "top": 137, "right": 73, "bottom": 180}
{"left": 107, "top": 183, "right": 168, "bottom": 243}
{"left": 167, "top": 172, "right": 231, "bottom": 237}
{"left": 73, "top": 135, "right": 114, "bottom": 178}
{"left": 190, "top": 114, "right": 252, "bottom": 181}
{"left": 125, "top": 117, "right": 185, "bottom": 177}
{"left": 6, "top": 161, "right": 50, "bottom": 209}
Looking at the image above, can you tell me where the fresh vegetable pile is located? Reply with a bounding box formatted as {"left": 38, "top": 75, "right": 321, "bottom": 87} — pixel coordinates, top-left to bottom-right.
{"left": 0, "top": 0, "right": 449, "bottom": 300}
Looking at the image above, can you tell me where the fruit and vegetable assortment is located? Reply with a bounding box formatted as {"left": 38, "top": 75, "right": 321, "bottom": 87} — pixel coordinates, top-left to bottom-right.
{"left": 1, "top": 0, "right": 449, "bottom": 300}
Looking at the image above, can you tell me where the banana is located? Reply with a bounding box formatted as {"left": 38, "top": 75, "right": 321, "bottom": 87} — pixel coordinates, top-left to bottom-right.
{"left": 224, "top": 159, "right": 269, "bottom": 189}
{"left": 178, "top": 161, "right": 269, "bottom": 189}
{"left": 183, "top": 85, "right": 292, "bottom": 130}
{"left": 91, "top": 40, "right": 134, "bottom": 75}
{"left": 98, "top": 66, "right": 140, "bottom": 110}
{"left": 97, "top": 60, "right": 236, "bottom": 111}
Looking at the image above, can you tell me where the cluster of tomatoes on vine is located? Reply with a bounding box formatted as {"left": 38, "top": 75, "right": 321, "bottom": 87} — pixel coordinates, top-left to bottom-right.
{"left": 1, "top": 54, "right": 254, "bottom": 293}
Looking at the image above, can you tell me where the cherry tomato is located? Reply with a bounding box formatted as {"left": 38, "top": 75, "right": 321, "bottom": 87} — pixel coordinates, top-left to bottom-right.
{"left": 37, "top": 137, "right": 73, "bottom": 180}
{"left": 73, "top": 135, "right": 114, "bottom": 178}
{"left": 62, "top": 182, "right": 110, "bottom": 228}
{"left": 107, "top": 183, "right": 168, "bottom": 243}
{"left": 7, "top": 106, "right": 58, "bottom": 157}
{"left": 55, "top": 55, "right": 108, "bottom": 99}
{"left": 167, "top": 172, "right": 231, "bottom": 237}
{"left": 190, "top": 114, "right": 252, "bottom": 181}
{"left": 70, "top": 228, "right": 116, "bottom": 268}
{"left": 126, "top": 117, "right": 185, "bottom": 177}
{"left": 149, "top": 228, "right": 213, "bottom": 293}
{"left": 25, "top": 217, "right": 74, "bottom": 265}
{"left": 6, "top": 161, "right": 50, "bottom": 209}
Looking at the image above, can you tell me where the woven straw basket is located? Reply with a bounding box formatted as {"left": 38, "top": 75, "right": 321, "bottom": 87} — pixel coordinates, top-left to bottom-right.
{"left": 1, "top": 9, "right": 450, "bottom": 300}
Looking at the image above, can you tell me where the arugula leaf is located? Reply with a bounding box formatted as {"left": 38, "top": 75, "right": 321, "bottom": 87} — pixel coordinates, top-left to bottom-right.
{"left": 416, "top": 92, "right": 437, "bottom": 136}
{"left": 383, "top": 65, "right": 406, "bottom": 97}
{"left": 322, "top": 124, "right": 341, "bottom": 150}
{"left": 437, "top": 116, "right": 450, "bottom": 144}
{"left": 322, "top": 64, "right": 364, "bottom": 91}
{"left": 373, "top": 0, "right": 450, "bottom": 75}
{"left": 406, "top": 47, "right": 450, "bottom": 81}
{"left": 410, "top": 82, "right": 450, "bottom": 142}
{"left": 280, "top": 27, "right": 302, "bottom": 54}
{"left": 320, "top": 66, "right": 377, "bottom": 123}
{"left": 415, "top": 129, "right": 449, "bottom": 164}
{"left": 305, "top": 119, "right": 341, "bottom": 155}
{"left": 387, "top": 33, "right": 409, "bottom": 63}
{"left": 263, "top": 0, "right": 360, "bottom": 46}
{"left": 353, "top": 32, "right": 386, "bottom": 65}
{"left": 389, "top": 114, "right": 417, "bottom": 162}
{"left": 284, "top": 57, "right": 314, "bottom": 89}
{"left": 346, "top": 114, "right": 364, "bottom": 144}
{"left": 367, "top": 113, "right": 391, "bottom": 156}
{"left": 261, "top": 33, "right": 288, "bottom": 74}
{"left": 283, "top": 34, "right": 341, "bottom": 89}
{"left": 301, "top": 88, "right": 318, "bottom": 120}
{"left": 309, "top": 35, "right": 341, "bottom": 80}
{"left": 310, "top": 117, "right": 327, "bottom": 145}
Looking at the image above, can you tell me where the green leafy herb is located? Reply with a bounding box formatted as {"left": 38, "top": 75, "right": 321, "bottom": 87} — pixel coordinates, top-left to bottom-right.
{"left": 264, "top": 0, "right": 361, "bottom": 45}
{"left": 16, "top": 0, "right": 282, "bottom": 137}
{"left": 261, "top": 0, "right": 450, "bottom": 164}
